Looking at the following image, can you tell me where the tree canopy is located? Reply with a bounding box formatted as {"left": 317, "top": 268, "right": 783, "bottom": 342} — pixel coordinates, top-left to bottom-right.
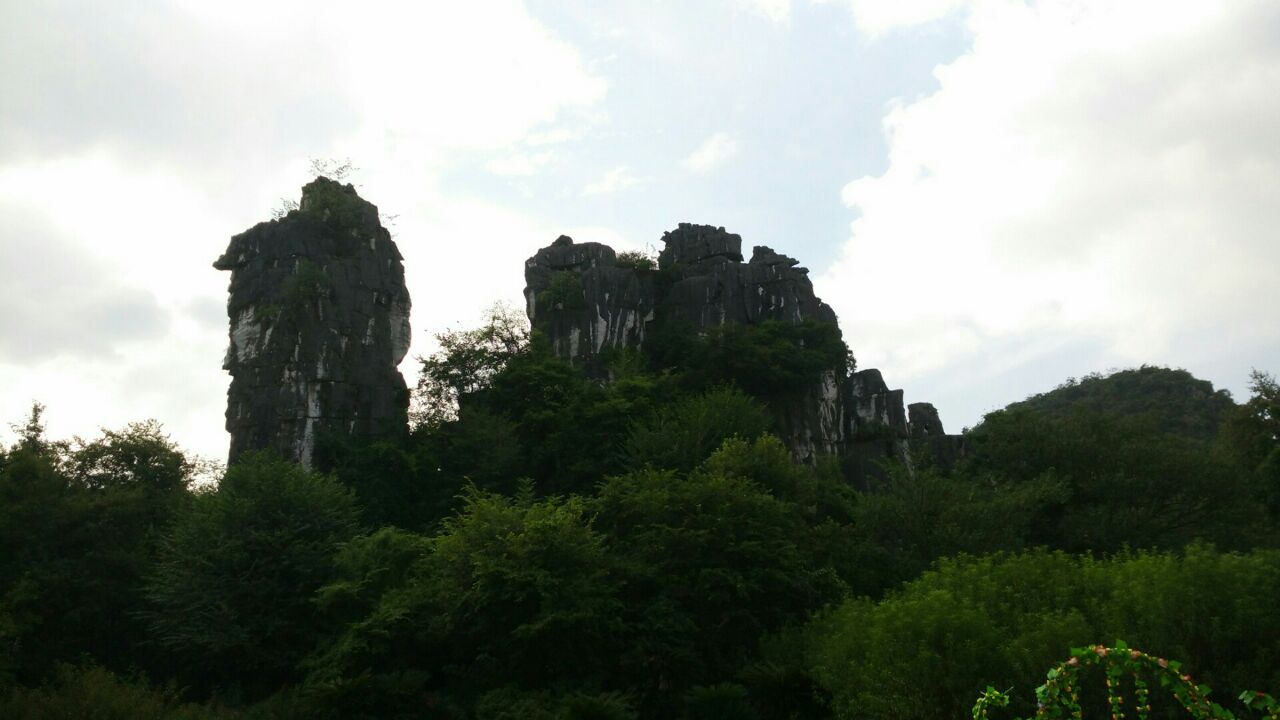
{"left": 1, "top": 316, "right": 1276, "bottom": 719}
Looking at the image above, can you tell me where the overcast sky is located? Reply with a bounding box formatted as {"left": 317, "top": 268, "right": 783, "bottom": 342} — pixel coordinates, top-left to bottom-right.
{"left": 2, "top": 0, "right": 1277, "bottom": 462}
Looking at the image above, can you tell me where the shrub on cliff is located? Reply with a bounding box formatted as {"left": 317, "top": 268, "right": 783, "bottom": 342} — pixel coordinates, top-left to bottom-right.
{"left": 624, "top": 387, "right": 771, "bottom": 471}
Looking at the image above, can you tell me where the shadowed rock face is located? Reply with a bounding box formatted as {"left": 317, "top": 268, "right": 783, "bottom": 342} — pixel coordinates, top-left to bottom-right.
{"left": 524, "top": 223, "right": 952, "bottom": 468}
{"left": 849, "top": 370, "right": 908, "bottom": 436}
{"left": 214, "top": 178, "right": 411, "bottom": 467}
{"left": 523, "top": 235, "right": 656, "bottom": 367}
{"left": 658, "top": 225, "right": 840, "bottom": 330}
{"left": 908, "top": 402, "right": 945, "bottom": 438}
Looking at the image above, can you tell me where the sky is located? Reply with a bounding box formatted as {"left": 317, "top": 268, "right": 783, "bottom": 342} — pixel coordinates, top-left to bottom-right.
{"left": 1, "top": 0, "right": 1277, "bottom": 462}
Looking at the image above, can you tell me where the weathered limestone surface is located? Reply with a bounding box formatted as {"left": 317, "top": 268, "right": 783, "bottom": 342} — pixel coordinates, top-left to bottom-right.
{"left": 849, "top": 369, "right": 909, "bottom": 437}
{"left": 657, "top": 225, "right": 839, "bottom": 329}
{"left": 908, "top": 402, "right": 945, "bottom": 438}
{"left": 215, "top": 178, "right": 411, "bottom": 467}
{"left": 524, "top": 223, "right": 959, "bottom": 471}
{"left": 523, "top": 236, "right": 655, "bottom": 368}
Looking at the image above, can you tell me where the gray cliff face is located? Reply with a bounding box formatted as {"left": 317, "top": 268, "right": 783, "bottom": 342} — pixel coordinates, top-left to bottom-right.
{"left": 908, "top": 402, "right": 945, "bottom": 438}
{"left": 657, "top": 225, "right": 839, "bottom": 329}
{"left": 524, "top": 223, "right": 952, "bottom": 468}
{"left": 849, "top": 369, "right": 908, "bottom": 436}
{"left": 523, "top": 236, "right": 655, "bottom": 370}
{"left": 215, "top": 178, "right": 411, "bottom": 468}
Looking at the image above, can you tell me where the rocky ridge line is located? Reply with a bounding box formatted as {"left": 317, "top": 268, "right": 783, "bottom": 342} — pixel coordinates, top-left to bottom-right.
{"left": 524, "top": 224, "right": 959, "bottom": 477}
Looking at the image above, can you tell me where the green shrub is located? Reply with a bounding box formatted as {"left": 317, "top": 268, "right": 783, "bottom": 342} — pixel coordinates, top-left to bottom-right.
{"left": 143, "top": 453, "right": 362, "bottom": 700}
{"left": 645, "top": 320, "right": 849, "bottom": 397}
{"left": 625, "top": 387, "right": 771, "bottom": 471}
{"left": 282, "top": 259, "right": 331, "bottom": 309}
{"left": 807, "top": 546, "right": 1280, "bottom": 720}
{"left": 615, "top": 251, "right": 656, "bottom": 271}
{"left": 304, "top": 488, "right": 623, "bottom": 715}
{"left": 536, "top": 271, "right": 587, "bottom": 311}
{"left": 0, "top": 664, "right": 223, "bottom": 720}
{"left": 560, "top": 691, "right": 640, "bottom": 720}
{"left": 592, "top": 465, "right": 843, "bottom": 701}
{"left": 683, "top": 683, "right": 759, "bottom": 720}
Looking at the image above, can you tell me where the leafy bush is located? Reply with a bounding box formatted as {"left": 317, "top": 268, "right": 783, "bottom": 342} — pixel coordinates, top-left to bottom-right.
{"left": 0, "top": 664, "right": 222, "bottom": 720}
{"left": 615, "top": 251, "right": 656, "bottom": 271}
{"left": 143, "top": 453, "right": 362, "bottom": 700}
{"left": 625, "top": 387, "right": 771, "bottom": 471}
{"left": 592, "top": 464, "right": 844, "bottom": 705}
{"left": 848, "top": 461, "right": 1069, "bottom": 592}
{"left": 281, "top": 259, "right": 331, "bottom": 310}
{"left": 560, "top": 691, "right": 641, "bottom": 720}
{"left": 536, "top": 271, "right": 587, "bottom": 311}
{"left": 304, "top": 488, "right": 623, "bottom": 714}
{"left": 0, "top": 418, "right": 197, "bottom": 684}
{"left": 646, "top": 320, "right": 849, "bottom": 398}
{"left": 1220, "top": 369, "right": 1280, "bottom": 519}
{"left": 414, "top": 302, "right": 529, "bottom": 427}
{"left": 682, "top": 683, "right": 759, "bottom": 720}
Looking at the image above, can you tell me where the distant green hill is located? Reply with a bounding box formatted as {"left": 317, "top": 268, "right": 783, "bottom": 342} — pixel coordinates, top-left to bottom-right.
{"left": 1000, "top": 365, "right": 1236, "bottom": 440}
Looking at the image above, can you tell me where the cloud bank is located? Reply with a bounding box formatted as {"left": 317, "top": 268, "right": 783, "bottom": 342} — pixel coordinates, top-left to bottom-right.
{"left": 0, "top": 1, "right": 606, "bottom": 459}
{"left": 819, "top": 0, "right": 1280, "bottom": 424}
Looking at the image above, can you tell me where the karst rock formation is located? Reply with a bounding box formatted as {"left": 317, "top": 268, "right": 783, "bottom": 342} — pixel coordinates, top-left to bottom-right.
{"left": 215, "top": 178, "right": 411, "bottom": 467}
{"left": 524, "top": 224, "right": 961, "bottom": 478}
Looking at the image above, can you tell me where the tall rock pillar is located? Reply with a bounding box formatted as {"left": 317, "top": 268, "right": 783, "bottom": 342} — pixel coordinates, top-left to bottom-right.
{"left": 214, "top": 177, "right": 411, "bottom": 468}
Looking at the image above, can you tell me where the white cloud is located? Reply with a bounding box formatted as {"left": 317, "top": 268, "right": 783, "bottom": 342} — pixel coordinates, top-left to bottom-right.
{"left": 682, "top": 132, "right": 739, "bottom": 173}
{"left": 738, "top": 0, "right": 791, "bottom": 24}
{"left": 0, "top": 1, "right": 609, "bottom": 460}
{"left": 487, "top": 151, "right": 557, "bottom": 177}
{"left": 818, "top": 0, "right": 1280, "bottom": 419}
{"left": 582, "top": 165, "right": 643, "bottom": 195}
{"left": 822, "top": 0, "right": 971, "bottom": 36}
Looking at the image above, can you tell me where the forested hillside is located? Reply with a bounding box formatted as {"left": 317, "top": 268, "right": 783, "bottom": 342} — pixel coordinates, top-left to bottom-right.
{"left": 1, "top": 308, "right": 1277, "bottom": 718}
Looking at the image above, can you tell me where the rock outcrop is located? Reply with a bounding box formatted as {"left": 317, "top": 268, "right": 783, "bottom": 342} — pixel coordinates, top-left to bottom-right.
{"left": 215, "top": 178, "right": 411, "bottom": 467}
{"left": 849, "top": 369, "right": 908, "bottom": 437}
{"left": 523, "top": 236, "right": 655, "bottom": 366}
{"left": 524, "top": 223, "right": 956, "bottom": 472}
{"left": 908, "top": 402, "right": 945, "bottom": 438}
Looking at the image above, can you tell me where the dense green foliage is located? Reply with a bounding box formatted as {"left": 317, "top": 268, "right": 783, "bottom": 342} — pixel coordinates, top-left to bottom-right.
{"left": 809, "top": 547, "right": 1280, "bottom": 719}
{"left": 143, "top": 453, "right": 362, "bottom": 700}
{"left": 614, "top": 250, "right": 657, "bottom": 271}
{"left": 0, "top": 664, "right": 224, "bottom": 720}
{"left": 1004, "top": 365, "right": 1235, "bottom": 441}
{"left": 960, "top": 372, "right": 1275, "bottom": 555}
{"left": 413, "top": 303, "right": 529, "bottom": 427}
{"left": 1221, "top": 370, "right": 1280, "bottom": 517}
{"left": 646, "top": 318, "right": 851, "bottom": 397}
{"left": 1, "top": 303, "right": 1276, "bottom": 718}
{"left": 535, "top": 271, "right": 588, "bottom": 311}
{"left": 0, "top": 411, "right": 196, "bottom": 685}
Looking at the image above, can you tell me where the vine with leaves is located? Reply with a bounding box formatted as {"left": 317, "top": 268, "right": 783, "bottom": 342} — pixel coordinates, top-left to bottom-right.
{"left": 973, "top": 642, "right": 1279, "bottom": 720}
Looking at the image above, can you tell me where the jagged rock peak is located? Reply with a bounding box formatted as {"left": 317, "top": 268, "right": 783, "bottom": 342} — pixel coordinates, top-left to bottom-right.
{"left": 215, "top": 177, "right": 411, "bottom": 468}
{"left": 521, "top": 224, "right": 958, "bottom": 473}
{"left": 525, "top": 235, "right": 618, "bottom": 273}
{"left": 525, "top": 224, "right": 846, "bottom": 460}
{"left": 659, "top": 223, "right": 744, "bottom": 269}
{"left": 523, "top": 234, "right": 652, "bottom": 368}
{"left": 908, "top": 402, "right": 945, "bottom": 438}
